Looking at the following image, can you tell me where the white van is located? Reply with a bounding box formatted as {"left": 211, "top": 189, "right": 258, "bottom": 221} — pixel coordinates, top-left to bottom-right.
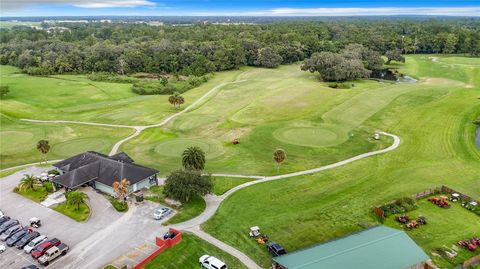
{"left": 199, "top": 255, "right": 227, "bottom": 269}
{"left": 24, "top": 234, "right": 47, "bottom": 253}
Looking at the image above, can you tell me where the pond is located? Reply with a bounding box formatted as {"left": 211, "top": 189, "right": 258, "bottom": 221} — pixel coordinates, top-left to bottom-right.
{"left": 476, "top": 126, "right": 480, "bottom": 149}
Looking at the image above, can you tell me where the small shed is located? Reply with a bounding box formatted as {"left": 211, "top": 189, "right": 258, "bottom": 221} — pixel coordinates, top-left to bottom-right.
{"left": 272, "top": 226, "right": 429, "bottom": 269}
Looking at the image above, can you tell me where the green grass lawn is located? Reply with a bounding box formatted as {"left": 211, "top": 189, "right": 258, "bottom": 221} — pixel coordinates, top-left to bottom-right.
{"left": 53, "top": 202, "right": 90, "bottom": 222}
{"left": 144, "top": 233, "right": 247, "bottom": 269}
{"left": 122, "top": 64, "right": 394, "bottom": 176}
{"left": 0, "top": 65, "right": 242, "bottom": 126}
{"left": 212, "top": 177, "right": 255, "bottom": 195}
{"left": 164, "top": 195, "right": 206, "bottom": 225}
{"left": 0, "top": 118, "right": 133, "bottom": 169}
{"left": 384, "top": 198, "right": 480, "bottom": 268}
{"left": 14, "top": 184, "right": 51, "bottom": 202}
{"left": 202, "top": 55, "right": 480, "bottom": 268}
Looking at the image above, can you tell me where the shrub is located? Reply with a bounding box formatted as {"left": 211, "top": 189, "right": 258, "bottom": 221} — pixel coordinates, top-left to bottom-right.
{"left": 88, "top": 72, "right": 139, "bottom": 84}
{"left": 43, "top": 182, "right": 54, "bottom": 193}
{"left": 474, "top": 117, "right": 480, "bottom": 125}
{"left": 328, "top": 82, "right": 351, "bottom": 89}
{"left": 47, "top": 169, "right": 60, "bottom": 175}
{"left": 108, "top": 196, "right": 128, "bottom": 212}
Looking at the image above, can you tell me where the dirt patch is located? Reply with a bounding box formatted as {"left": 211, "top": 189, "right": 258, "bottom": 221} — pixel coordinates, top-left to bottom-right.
{"left": 421, "top": 78, "right": 466, "bottom": 87}
{"left": 221, "top": 128, "right": 251, "bottom": 141}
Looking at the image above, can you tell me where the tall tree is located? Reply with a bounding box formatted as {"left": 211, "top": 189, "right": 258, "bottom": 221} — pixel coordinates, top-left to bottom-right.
{"left": 301, "top": 52, "right": 371, "bottom": 82}
{"left": 112, "top": 178, "right": 130, "bottom": 204}
{"left": 255, "top": 47, "right": 283, "bottom": 68}
{"left": 273, "top": 149, "right": 287, "bottom": 173}
{"left": 385, "top": 49, "right": 405, "bottom": 64}
{"left": 164, "top": 169, "right": 212, "bottom": 203}
{"left": 36, "top": 140, "right": 50, "bottom": 163}
{"left": 66, "top": 191, "right": 88, "bottom": 211}
{"left": 19, "top": 174, "right": 37, "bottom": 191}
{"left": 182, "top": 146, "right": 206, "bottom": 171}
{"left": 168, "top": 92, "right": 184, "bottom": 109}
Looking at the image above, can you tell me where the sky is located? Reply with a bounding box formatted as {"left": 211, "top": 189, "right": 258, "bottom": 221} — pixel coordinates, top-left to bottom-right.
{"left": 1, "top": 0, "right": 479, "bottom": 17}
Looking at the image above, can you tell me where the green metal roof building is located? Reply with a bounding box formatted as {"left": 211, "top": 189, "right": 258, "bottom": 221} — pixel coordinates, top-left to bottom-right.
{"left": 273, "top": 226, "right": 429, "bottom": 269}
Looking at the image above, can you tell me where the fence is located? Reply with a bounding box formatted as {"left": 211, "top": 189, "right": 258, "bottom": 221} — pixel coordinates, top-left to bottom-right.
{"left": 133, "top": 228, "right": 183, "bottom": 269}
{"left": 463, "top": 254, "right": 480, "bottom": 269}
{"left": 373, "top": 185, "right": 478, "bottom": 219}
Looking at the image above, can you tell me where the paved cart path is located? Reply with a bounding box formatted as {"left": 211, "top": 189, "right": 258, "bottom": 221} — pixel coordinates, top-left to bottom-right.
{"left": 4, "top": 78, "right": 401, "bottom": 269}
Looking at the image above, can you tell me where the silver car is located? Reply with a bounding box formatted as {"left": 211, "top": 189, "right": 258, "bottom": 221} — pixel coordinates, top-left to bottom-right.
{"left": 153, "top": 207, "right": 172, "bottom": 220}
{"left": 0, "top": 224, "right": 22, "bottom": 241}
{"left": 24, "top": 234, "right": 47, "bottom": 253}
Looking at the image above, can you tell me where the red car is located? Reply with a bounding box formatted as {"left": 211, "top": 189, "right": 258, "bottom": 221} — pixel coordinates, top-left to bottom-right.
{"left": 31, "top": 238, "right": 61, "bottom": 259}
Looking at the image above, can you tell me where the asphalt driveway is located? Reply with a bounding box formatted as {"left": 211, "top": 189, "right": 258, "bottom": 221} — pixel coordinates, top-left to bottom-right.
{"left": 0, "top": 166, "right": 172, "bottom": 269}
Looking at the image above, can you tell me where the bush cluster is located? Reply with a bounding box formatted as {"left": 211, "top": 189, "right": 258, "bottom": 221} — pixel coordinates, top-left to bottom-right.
{"left": 108, "top": 196, "right": 129, "bottom": 212}
{"left": 87, "top": 72, "right": 139, "bottom": 84}
{"left": 380, "top": 196, "right": 417, "bottom": 217}
{"left": 132, "top": 74, "right": 212, "bottom": 95}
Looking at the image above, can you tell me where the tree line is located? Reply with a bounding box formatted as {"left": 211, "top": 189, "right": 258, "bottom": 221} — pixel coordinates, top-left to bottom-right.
{"left": 0, "top": 19, "right": 479, "bottom": 76}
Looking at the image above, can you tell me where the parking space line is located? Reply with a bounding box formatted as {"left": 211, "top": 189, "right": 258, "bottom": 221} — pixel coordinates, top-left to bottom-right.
{"left": 135, "top": 247, "right": 150, "bottom": 255}
{"left": 122, "top": 255, "right": 140, "bottom": 263}
{"left": 13, "top": 248, "right": 34, "bottom": 264}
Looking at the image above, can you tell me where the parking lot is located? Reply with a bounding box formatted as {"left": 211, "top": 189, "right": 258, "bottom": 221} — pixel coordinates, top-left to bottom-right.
{"left": 0, "top": 166, "right": 175, "bottom": 269}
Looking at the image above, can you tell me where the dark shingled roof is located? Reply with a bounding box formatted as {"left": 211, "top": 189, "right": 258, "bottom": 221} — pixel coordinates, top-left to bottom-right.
{"left": 109, "top": 152, "right": 134, "bottom": 163}
{"left": 52, "top": 151, "right": 158, "bottom": 188}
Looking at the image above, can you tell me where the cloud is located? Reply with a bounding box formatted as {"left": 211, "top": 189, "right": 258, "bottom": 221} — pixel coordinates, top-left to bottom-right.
{"left": 192, "top": 7, "right": 480, "bottom": 17}
{"left": 1, "top": 0, "right": 156, "bottom": 11}
{"left": 269, "top": 7, "right": 480, "bottom": 16}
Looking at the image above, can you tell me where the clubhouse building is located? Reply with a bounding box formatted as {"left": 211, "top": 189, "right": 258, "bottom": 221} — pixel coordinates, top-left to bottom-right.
{"left": 51, "top": 151, "right": 159, "bottom": 196}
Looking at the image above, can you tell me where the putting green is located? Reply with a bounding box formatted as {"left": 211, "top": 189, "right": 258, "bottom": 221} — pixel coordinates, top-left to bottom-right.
{"left": 51, "top": 138, "right": 109, "bottom": 156}
{"left": 154, "top": 138, "right": 224, "bottom": 159}
{"left": 273, "top": 124, "right": 348, "bottom": 147}
{"left": 0, "top": 131, "right": 34, "bottom": 154}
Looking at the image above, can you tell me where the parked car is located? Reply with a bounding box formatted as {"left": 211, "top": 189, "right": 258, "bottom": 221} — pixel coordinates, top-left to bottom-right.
{"left": 21, "top": 265, "right": 39, "bottom": 269}
{"left": 31, "top": 238, "right": 61, "bottom": 259}
{"left": 0, "top": 243, "right": 5, "bottom": 253}
{"left": 6, "top": 228, "right": 29, "bottom": 247}
{"left": 24, "top": 235, "right": 48, "bottom": 253}
{"left": 0, "top": 216, "right": 9, "bottom": 225}
{"left": 0, "top": 224, "right": 22, "bottom": 241}
{"left": 16, "top": 231, "right": 40, "bottom": 249}
{"left": 199, "top": 255, "right": 227, "bottom": 269}
{"left": 153, "top": 207, "right": 172, "bottom": 220}
{"left": 6, "top": 227, "right": 28, "bottom": 247}
{"left": 163, "top": 231, "right": 175, "bottom": 240}
{"left": 0, "top": 219, "right": 19, "bottom": 234}
{"left": 38, "top": 243, "right": 69, "bottom": 266}
{"left": 266, "top": 242, "right": 286, "bottom": 257}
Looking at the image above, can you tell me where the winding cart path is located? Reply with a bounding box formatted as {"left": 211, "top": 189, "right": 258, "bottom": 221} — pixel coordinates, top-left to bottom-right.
{"left": 2, "top": 79, "right": 401, "bottom": 269}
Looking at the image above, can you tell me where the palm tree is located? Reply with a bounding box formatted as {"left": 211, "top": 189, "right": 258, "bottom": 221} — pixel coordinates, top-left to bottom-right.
{"left": 273, "top": 149, "right": 287, "bottom": 173}
{"left": 19, "top": 174, "right": 37, "bottom": 191}
{"left": 182, "top": 146, "right": 206, "bottom": 171}
{"left": 66, "top": 191, "right": 88, "bottom": 211}
{"left": 36, "top": 140, "right": 51, "bottom": 164}
{"left": 112, "top": 179, "right": 130, "bottom": 204}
